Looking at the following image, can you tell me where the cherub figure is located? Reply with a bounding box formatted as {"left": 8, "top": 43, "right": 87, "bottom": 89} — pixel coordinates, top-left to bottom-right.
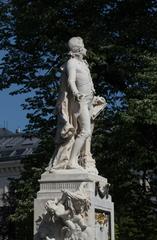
{"left": 45, "top": 186, "right": 91, "bottom": 239}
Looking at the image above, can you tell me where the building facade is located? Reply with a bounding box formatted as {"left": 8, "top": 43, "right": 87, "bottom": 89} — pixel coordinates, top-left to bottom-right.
{"left": 0, "top": 128, "right": 40, "bottom": 207}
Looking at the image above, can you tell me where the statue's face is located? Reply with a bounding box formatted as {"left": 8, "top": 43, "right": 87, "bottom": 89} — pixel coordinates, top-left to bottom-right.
{"left": 79, "top": 44, "right": 87, "bottom": 56}
{"left": 45, "top": 200, "right": 57, "bottom": 213}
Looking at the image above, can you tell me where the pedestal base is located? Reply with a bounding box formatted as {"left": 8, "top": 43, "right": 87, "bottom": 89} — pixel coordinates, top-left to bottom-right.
{"left": 34, "top": 169, "right": 114, "bottom": 240}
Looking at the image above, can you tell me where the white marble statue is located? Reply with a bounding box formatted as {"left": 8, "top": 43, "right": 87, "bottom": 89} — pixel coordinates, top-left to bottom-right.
{"left": 44, "top": 184, "right": 92, "bottom": 240}
{"left": 47, "top": 37, "right": 106, "bottom": 172}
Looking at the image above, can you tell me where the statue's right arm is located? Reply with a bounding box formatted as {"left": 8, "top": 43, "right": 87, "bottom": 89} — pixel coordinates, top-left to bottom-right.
{"left": 66, "top": 59, "right": 79, "bottom": 97}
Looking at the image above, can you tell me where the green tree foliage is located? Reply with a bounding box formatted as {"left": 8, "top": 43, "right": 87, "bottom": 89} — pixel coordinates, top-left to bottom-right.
{"left": 0, "top": 0, "right": 157, "bottom": 239}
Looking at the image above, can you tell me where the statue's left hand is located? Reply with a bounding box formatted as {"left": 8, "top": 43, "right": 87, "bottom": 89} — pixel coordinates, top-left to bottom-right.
{"left": 75, "top": 93, "right": 85, "bottom": 102}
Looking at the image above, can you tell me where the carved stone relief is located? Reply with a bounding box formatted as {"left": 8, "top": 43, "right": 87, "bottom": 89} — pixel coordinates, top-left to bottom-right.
{"left": 36, "top": 183, "right": 92, "bottom": 240}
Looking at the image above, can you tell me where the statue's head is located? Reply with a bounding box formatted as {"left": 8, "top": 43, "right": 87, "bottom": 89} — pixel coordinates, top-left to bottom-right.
{"left": 68, "top": 37, "right": 87, "bottom": 56}
{"left": 45, "top": 200, "right": 57, "bottom": 214}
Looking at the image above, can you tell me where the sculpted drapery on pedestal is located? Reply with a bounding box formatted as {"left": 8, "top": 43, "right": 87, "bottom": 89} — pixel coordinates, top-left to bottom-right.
{"left": 47, "top": 37, "right": 106, "bottom": 173}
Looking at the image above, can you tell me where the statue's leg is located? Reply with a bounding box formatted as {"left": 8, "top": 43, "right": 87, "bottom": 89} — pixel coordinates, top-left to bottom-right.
{"left": 65, "top": 220, "right": 76, "bottom": 231}
{"left": 80, "top": 120, "right": 94, "bottom": 158}
{"left": 79, "top": 102, "right": 98, "bottom": 173}
{"left": 73, "top": 214, "right": 87, "bottom": 231}
{"left": 67, "top": 101, "right": 91, "bottom": 168}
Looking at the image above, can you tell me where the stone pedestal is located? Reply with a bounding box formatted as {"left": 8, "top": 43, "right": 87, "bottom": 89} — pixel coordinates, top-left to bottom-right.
{"left": 34, "top": 170, "right": 114, "bottom": 240}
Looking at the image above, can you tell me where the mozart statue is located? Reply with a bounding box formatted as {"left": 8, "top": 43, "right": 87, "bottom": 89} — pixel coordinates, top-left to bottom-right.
{"left": 47, "top": 37, "right": 106, "bottom": 173}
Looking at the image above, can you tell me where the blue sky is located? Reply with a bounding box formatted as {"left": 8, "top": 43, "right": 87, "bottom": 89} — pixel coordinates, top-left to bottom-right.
{"left": 0, "top": 51, "right": 31, "bottom": 132}
{"left": 0, "top": 86, "right": 32, "bottom": 132}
